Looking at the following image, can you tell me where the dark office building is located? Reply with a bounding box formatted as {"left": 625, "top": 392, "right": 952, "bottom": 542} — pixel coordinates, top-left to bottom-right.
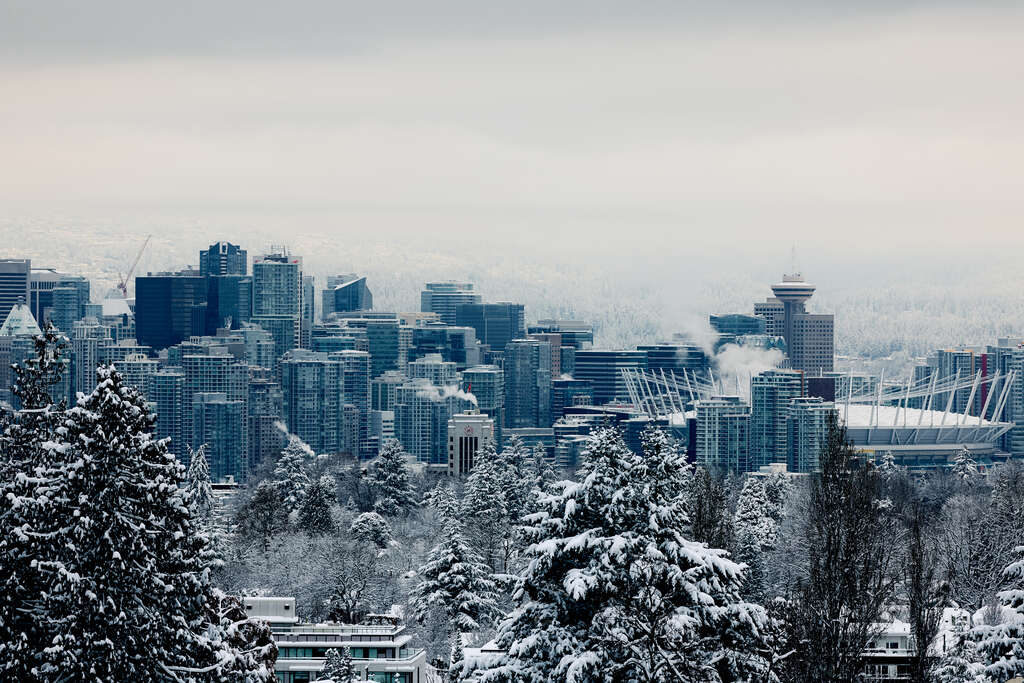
{"left": 710, "top": 313, "right": 767, "bottom": 336}
{"left": 528, "top": 320, "right": 594, "bottom": 350}
{"left": 330, "top": 276, "right": 374, "bottom": 314}
{"left": 199, "top": 241, "right": 247, "bottom": 277}
{"left": 0, "top": 259, "right": 31, "bottom": 326}
{"left": 135, "top": 272, "right": 208, "bottom": 350}
{"left": 572, "top": 350, "right": 647, "bottom": 406}
{"left": 455, "top": 302, "right": 525, "bottom": 353}
{"left": 552, "top": 378, "right": 595, "bottom": 420}
{"left": 205, "top": 275, "right": 252, "bottom": 333}
{"left": 638, "top": 343, "right": 710, "bottom": 381}
{"left": 365, "top": 319, "right": 400, "bottom": 378}
{"left": 408, "top": 325, "right": 480, "bottom": 370}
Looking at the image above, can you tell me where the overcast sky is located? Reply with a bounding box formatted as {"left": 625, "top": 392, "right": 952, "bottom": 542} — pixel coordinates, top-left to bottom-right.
{"left": 2, "top": 1, "right": 1023, "bottom": 252}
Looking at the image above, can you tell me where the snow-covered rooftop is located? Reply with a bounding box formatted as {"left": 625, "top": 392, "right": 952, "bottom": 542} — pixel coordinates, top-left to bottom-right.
{"left": 842, "top": 404, "right": 1005, "bottom": 428}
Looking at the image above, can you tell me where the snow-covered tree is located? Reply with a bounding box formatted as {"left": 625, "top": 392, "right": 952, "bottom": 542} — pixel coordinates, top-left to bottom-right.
{"left": 321, "top": 646, "right": 355, "bottom": 682}
{"left": 369, "top": 439, "right": 417, "bottom": 517}
{"left": 13, "top": 365, "right": 263, "bottom": 679}
{"left": 461, "top": 444, "right": 509, "bottom": 571}
{"left": 974, "top": 545, "right": 1024, "bottom": 681}
{"left": 412, "top": 516, "right": 499, "bottom": 634}
{"left": 0, "top": 328, "right": 72, "bottom": 679}
{"left": 478, "top": 427, "right": 768, "bottom": 682}
{"left": 529, "top": 443, "right": 556, "bottom": 495}
{"left": 424, "top": 480, "right": 459, "bottom": 521}
{"left": 207, "top": 590, "right": 279, "bottom": 681}
{"left": 877, "top": 450, "right": 905, "bottom": 481}
{"left": 237, "top": 480, "right": 290, "bottom": 552}
{"left": 299, "top": 474, "right": 337, "bottom": 535}
{"left": 275, "top": 434, "right": 314, "bottom": 512}
{"left": 187, "top": 443, "right": 216, "bottom": 520}
{"left": 449, "top": 634, "right": 466, "bottom": 683}
{"left": 349, "top": 511, "right": 393, "bottom": 550}
{"left": 952, "top": 447, "right": 979, "bottom": 481}
{"left": 732, "top": 476, "right": 779, "bottom": 600}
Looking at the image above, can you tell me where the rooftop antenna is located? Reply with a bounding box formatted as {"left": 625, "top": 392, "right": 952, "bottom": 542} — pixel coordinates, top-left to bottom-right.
{"left": 789, "top": 243, "right": 799, "bottom": 277}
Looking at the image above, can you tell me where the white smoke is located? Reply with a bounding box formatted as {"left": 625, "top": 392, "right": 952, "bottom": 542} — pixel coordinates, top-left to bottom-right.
{"left": 415, "top": 383, "right": 478, "bottom": 406}
{"left": 713, "top": 343, "right": 785, "bottom": 400}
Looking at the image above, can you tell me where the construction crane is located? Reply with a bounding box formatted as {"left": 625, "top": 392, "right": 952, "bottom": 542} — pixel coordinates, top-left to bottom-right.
{"left": 116, "top": 234, "right": 152, "bottom": 298}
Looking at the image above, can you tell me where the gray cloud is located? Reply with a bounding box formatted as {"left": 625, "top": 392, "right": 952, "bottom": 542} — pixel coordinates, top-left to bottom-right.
{"left": 1, "top": 1, "right": 1022, "bottom": 252}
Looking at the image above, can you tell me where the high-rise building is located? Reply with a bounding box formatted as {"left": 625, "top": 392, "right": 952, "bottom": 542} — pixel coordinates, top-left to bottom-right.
{"left": 639, "top": 343, "right": 710, "bottom": 382}
{"left": 455, "top": 302, "right": 525, "bottom": 353}
{"left": 755, "top": 273, "right": 834, "bottom": 376}
{"left": 29, "top": 268, "right": 89, "bottom": 327}
{"left": 504, "top": 339, "right": 552, "bottom": 429}
{"left": 408, "top": 353, "right": 458, "bottom": 386}
{"left": 528, "top": 333, "right": 563, "bottom": 377}
{"left": 205, "top": 275, "right": 252, "bottom": 332}
{"left": 71, "top": 317, "right": 114, "bottom": 397}
{"left": 180, "top": 353, "right": 249, "bottom": 466}
{"left": 462, "top": 364, "right": 504, "bottom": 443}
{"left": 787, "top": 397, "right": 838, "bottom": 473}
{"left": 750, "top": 369, "right": 804, "bottom": 470}
{"left": 572, "top": 350, "right": 647, "bottom": 406}
{"left": 135, "top": 271, "right": 208, "bottom": 350}
{"left": 115, "top": 353, "right": 159, "bottom": 393}
{"left": 199, "top": 241, "right": 247, "bottom": 277}
{"left": 407, "top": 325, "right": 480, "bottom": 370}
{"left": 447, "top": 410, "right": 495, "bottom": 477}
{"left": 365, "top": 319, "right": 400, "bottom": 378}
{"left": 710, "top": 313, "right": 767, "bottom": 337}
{"left": 248, "top": 375, "right": 285, "bottom": 468}
{"left": 695, "top": 396, "right": 751, "bottom": 474}
{"left": 0, "top": 259, "right": 31, "bottom": 325}
{"left": 280, "top": 350, "right": 345, "bottom": 455}
{"left": 0, "top": 303, "right": 46, "bottom": 406}
{"left": 552, "top": 377, "right": 595, "bottom": 420}
{"left": 253, "top": 251, "right": 303, "bottom": 358}
{"left": 528, "top": 320, "right": 594, "bottom": 350}
{"left": 421, "top": 282, "right": 481, "bottom": 325}
{"left": 395, "top": 378, "right": 471, "bottom": 464}
{"left": 49, "top": 276, "right": 90, "bottom": 333}
{"left": 147, "top": 369, "right": 187, "bottom": 460}
{"left": 192, "top": 392, "right": 247, "bottom": 481}
{"left": 332, "top": 350, "right": 371, "bottom": 458}
{"left": 372, "top": 370, "right": 407, "bottom": 412}
{"left": 324, "top": 276, "right": 373, "bottom": 318}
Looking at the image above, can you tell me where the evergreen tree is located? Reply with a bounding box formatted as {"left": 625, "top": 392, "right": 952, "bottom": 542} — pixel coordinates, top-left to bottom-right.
{"left": 478, "top": 427, "right": 768, "bottom": 682}
{"left": 369, "top": 439, "right": 417, "bottom": 517}
{"left": 237, "top": 480, "right": 290, "bottom": 552}
{"left": 732, "top": 476, "right": 778, "bottom": 600}
{"left": 299, "top": 475, "right": 337, "bottom": 535}
{"left": 934, "top": 635, "right": 985, "bottom": 683}
{"left": 424, "top": 480, "right": 459, "bottom": 521}
{"left": 952, "top": 447, "right": 979, "bottom": 481}
{"left": 349, "top": 511, "right": 393, "bottom": 550}
{"left": 877, "top": 450, "right": 905, "bottom": 481}
{"left": 187, "top": 444, "right": 216, "bottom": 520}
{"left": 449, "top": 634, "right": 466, "bottom": 683}
{"left": 688, "top": 465, "right": 733, "bottom": 549}
{"left": 529, "top": 443, "right": 556, "bottom": 495}
{"left": 412, "top": 516, "right": 499, "bottom": 633}
{"left": 321, "top": 646, "right": 354, "bottom": 682}
{"left": 974, "top": 545, "right": 1024, "bottom": 681}
{"left": 461, "top": 444, "right": 509, "bottom": 571}
{"left": 274, "top": 435, "right": 314, "bottom": 513}
{"left": 0, "top": 328, "right": 72, "bottom": 679}
{"left": 28, "top": 366, "right": 258, "bottom": 679}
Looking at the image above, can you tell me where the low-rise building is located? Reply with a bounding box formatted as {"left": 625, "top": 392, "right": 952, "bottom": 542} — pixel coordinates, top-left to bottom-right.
{"left": 244, "top": 597, "right": 426, "bottom": 683}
